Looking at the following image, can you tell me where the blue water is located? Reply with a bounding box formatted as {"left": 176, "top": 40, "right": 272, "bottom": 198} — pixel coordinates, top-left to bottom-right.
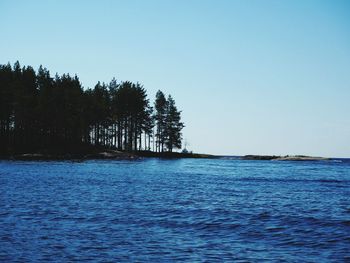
{"left": 0, "top": 158, "right": 349, "bottom": 262}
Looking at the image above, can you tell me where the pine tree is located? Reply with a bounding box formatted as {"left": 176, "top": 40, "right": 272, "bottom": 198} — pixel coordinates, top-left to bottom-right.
{"left": 0, "top": 63, "right": 13, "bottom": 155}
{"left": 154, "top": 90, "right": 166, "bottom": 152}
{"left": 164, "top": 95, "right": 184, "bottom": 152}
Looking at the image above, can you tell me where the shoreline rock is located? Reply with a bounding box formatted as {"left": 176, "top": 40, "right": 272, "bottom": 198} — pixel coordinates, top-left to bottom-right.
{"left": 273, "top": 156, "right": 330, "bottom": 161}
{"left": 242, "top": 155, "right": 330, "bottom": 161}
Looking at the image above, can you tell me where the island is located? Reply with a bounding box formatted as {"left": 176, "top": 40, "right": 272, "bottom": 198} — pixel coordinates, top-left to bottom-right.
{"left": 242, "top": 155, "right": 330, "bottom": 161}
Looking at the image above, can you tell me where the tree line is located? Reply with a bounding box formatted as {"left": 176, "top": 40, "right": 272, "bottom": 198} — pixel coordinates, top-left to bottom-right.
{"left": 0, "top": 61, "right": 184, "bottom": 155}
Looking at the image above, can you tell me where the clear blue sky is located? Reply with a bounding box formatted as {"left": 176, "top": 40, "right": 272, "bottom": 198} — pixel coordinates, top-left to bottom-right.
{"left": 1, "top": 0, "right": 349, "bottom": 157}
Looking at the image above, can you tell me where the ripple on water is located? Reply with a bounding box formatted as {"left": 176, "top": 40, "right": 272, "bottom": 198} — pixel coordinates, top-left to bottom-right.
{"left": 0, "top": 158, "right": 349, "bottom": 262}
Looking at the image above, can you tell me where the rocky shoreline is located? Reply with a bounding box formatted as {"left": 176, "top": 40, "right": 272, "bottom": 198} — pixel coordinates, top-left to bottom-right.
{"left": 1, "top": 152, "right": 331, "bottom": 161}
{"left": 242, "top": 155, "right": 330, "bottom": 161}
{"left": 1, "top": 150, "right": 217, "bottom": 161}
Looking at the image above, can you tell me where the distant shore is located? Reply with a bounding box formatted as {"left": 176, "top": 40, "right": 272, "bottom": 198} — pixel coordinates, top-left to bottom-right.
{"left": 241, "top": 155, "right": 331, "bottom": 161}
{"left": 0, "top": 150, "right": 217, "bottom": 161}
{"left": 0, "top": 151, "right": 333, "bottom": 161}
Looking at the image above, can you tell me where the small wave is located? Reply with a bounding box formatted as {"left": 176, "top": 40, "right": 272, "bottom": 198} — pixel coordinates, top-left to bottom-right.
{"left": 341, "top": 220, "right": 350, "bottom": 226}
{"left": 255, "top": 211, "right": 271, "bottom": 220}
{"left": 265, "top": 226, "right": 285, "bottom": 232}
{"left": 318, "top": 179, "right": 344, "bottom": 183}
{"left": 80, "top": 246, "right": 110, "bottom": 251}
{"left": 232, "top": 177, "right": 348, "bottom": 184}
{"left": 52, "top": 244, "right": 66, "bottom": 250}
{"left": 198, "top": 222, "right": 241, "bottom": 231}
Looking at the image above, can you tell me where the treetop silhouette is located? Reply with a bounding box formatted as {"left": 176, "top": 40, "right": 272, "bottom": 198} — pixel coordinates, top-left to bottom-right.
{"left": 0, "top": 62, "right": 184, "bottom": 155}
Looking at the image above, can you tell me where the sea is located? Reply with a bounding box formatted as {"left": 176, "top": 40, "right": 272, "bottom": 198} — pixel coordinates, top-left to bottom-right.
{"left": 0, "top": 158, "right": 349, "bottom": 262}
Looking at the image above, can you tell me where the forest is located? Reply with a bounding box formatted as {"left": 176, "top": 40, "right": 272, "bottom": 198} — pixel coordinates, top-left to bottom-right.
{"left": 0, "top": 62, "right": 184, "bottom": 156}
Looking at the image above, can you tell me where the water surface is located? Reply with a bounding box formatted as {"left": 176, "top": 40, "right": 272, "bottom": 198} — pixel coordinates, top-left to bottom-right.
{"left": 1, "top": 158, "right": 349, "bottom": 262}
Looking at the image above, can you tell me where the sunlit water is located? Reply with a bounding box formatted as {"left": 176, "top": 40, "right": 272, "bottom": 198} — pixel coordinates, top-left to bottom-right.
{"left": 1, "top": 158, "right": 349, "bottom": 262}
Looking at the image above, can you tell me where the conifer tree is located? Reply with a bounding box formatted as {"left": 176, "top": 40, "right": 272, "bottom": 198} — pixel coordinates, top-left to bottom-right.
{"left": 164, "top": 95, "right": 184, "bottom": 152}
{"left": 154, "top": 90, "right": 166, "bottom": 152}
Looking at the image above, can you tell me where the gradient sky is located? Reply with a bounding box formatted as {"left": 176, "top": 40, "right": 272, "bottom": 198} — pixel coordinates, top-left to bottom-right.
{"left": 1, "top": 0, "right": 349, "bottom": 157}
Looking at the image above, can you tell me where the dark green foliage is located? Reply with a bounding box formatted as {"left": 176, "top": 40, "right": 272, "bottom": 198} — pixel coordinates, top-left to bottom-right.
{"left": 0, "top": 62, "right": 184, "bottom": 155}
{"left": 154, "top": 90, "right": 167, "bottom": 152}
{"left": 154, "top": 91, "right": 184, "bottom": 152}
{"left": 164, "top": 95, "right": 184, "bottom": 152}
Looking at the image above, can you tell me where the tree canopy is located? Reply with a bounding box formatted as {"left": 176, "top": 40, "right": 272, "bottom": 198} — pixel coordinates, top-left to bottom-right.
{"left": 0, "top": 62, "right": 184, "bottom": 155}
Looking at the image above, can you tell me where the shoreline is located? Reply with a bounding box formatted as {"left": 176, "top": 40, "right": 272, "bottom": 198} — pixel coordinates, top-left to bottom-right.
{"left": 241, "top": 155, "right": 331, "bottom": 161}
{"left": 0, "top": 150, "right": 218, "bottom": 161}
{"left": 0, "top": 151, "right": 335, "bottom": 162}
